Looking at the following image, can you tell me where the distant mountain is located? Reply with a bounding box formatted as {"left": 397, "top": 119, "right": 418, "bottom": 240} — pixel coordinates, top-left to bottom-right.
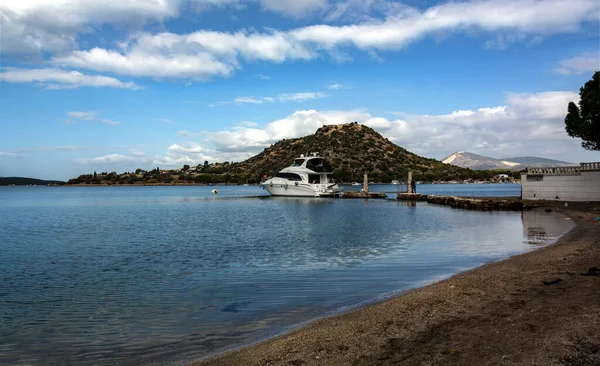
{"left": 0, "top": 177, "right": 64, "bottom": 186}
{"left": 443, "top": 151, "right": 576, "bottom": 170}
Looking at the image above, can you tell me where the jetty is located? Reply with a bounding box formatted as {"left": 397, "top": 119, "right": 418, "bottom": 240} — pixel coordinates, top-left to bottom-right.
{"left": 397, "top": 193, "right": 524, "bottom": 211}
{"left": 343, "top": 191, "right": 387, "bottom": 199}
{"left": 343, "top": 172, "right": 387, "bottom": 199}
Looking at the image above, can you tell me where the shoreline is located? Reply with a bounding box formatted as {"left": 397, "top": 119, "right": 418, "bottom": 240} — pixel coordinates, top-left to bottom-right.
{"left": 193, "top": 201, "right": 600, "bottom": 366}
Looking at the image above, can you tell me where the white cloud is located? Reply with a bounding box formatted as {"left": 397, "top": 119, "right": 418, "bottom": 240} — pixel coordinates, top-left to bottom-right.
{"left": 259, "top": 0, "right": 328, "bottom": 18}
{"left": 0, "top": 152, "right": 19, "bottom": 157}
{"left": 190, "top": 0, "right": 247, "bottom": 10}
{"left": 554, "top": 50, "right": 600, "bottom": 75}
{"left": 0, "top": 68, "right": 139, "bottom": 89}
{"left": 290, "top": 0, "right": 598, "bottom": 50}
{"left": 14, "top": 145, "right": 86, "bottom": 153}
{"left": 1, "top": 0, "right": 181, "bottom": 56}
{"left": 483, "top": 33, "right": 543, "bottom": 50}
{"left": 326, "top": 0, "right": 410, "bottom": 22}
{"left": 47, "top": 0, "right": 598, "bottom": 80}
{"left": 157, "top": 118, "right": 176, "bottom": 124}
{"left": 65, "top": 111, "right": 120, "bottom": 126}
{"left": 53, "top": 47, "right": 235, "bottom": 79}
{"left": 382, "top": 91, "right": 581, "bottom": 158}
{"left": 213, "top": 93, "right": 326, "bottom": 106}
{"left": 67, "top": 111, "right": 99, "bottom": 121}
{"left": 200, "top": 109, "right": 371, "bottom": 153}
{"left": 234, "top": 96, "right": 264, "bottom": 104}
{"left": 278, "top": 92, "right": 327, "bottom": 102}
{"left": 256, "top": 73, "right": 270, "bottom": 80}
{"left": 153, "top": 143, "right": 213, "bottom": 165}
{"left": 102, "top": 119, "right": 121, "bottom": 126}
{"left": 130, "top": 149, "right": 146, "bottom": 157}
{"left": 325, "top": 83, "right": 344, "bottom": 89}
{"left": 75, "top": 153, "right": 143, "bottom": 165}
{"left": 75, "top": 142, "right": 239, "bottom": 168}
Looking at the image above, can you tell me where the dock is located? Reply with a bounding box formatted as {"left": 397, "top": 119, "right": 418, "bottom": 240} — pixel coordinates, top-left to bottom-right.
{"left": 397, "top": 193, "right": 523, "bottom": 211}
{"left": 343, "top": 172, "right": 388, "bottom": 199}
{"left": 343, "top": 191, "right": 388, "bottom": 199}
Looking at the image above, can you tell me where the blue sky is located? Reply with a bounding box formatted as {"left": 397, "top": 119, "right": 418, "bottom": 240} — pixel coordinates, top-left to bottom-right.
{"left": 1, "top": 0, "right": 599, "bottom": 180}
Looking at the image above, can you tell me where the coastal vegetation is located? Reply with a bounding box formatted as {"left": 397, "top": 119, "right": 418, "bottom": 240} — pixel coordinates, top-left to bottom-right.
{"left": 67, "top": 123, "right": 517, "bottom": 185}
{"left": 565, "top": 71, "right": 599, "bottom": 151}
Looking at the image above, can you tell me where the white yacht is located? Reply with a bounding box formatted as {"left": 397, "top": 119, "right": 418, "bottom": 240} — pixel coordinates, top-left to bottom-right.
{"left": 261, "top": 153, "right": 342, "bottom": 197}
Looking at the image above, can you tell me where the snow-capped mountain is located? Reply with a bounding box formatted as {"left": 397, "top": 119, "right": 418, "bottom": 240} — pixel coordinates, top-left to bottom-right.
{"left": 442, "top": 151, "right": 576, "bottom": 170}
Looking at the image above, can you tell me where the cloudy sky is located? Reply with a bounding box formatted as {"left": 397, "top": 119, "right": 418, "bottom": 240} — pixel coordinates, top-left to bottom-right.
{"left": 1, "top": 0, "right": 599, "bottom": 180}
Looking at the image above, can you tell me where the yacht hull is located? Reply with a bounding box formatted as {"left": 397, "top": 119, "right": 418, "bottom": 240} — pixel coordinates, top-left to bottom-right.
{"left": 262, "top": 182, "right": 340, "bottom": 197}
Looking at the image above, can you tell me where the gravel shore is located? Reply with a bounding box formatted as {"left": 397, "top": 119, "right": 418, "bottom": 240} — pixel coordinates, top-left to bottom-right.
{"left": 194, "top": 201, "right": 600, "bottom": 366}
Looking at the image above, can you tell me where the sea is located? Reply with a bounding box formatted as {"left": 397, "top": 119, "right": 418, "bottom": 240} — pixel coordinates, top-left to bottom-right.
{"left": 0, "top": 184, "right": 574, "bottom": 365}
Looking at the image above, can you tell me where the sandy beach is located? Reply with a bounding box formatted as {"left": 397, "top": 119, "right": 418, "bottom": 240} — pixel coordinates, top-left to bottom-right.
{"left": 194, "top": 201, "right": 600, "bottom": 366}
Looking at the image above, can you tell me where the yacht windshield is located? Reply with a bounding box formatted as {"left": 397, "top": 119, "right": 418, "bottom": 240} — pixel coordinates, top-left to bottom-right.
{"left": 291, "top": 159, "right": 305, "bottom": 167}
{"left": 306, "top": 158, "right": 333, "bottom": 172}
{"left": 276, "top": 172, "right": 302, "bottom": 181}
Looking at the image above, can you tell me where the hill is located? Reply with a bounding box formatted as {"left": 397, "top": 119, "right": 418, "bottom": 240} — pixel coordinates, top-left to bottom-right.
{"left": 0, "top": 177, "right": 64, "bottom": 186}
{"left": 225, "top": 123, "right": 481, "bottom": 183}
{"left": 443, "top": 151, "right": 575, "bottom": 170}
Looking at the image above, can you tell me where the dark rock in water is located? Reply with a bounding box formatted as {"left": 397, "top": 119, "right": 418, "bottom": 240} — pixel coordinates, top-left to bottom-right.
{"left": 580, "top": 267, "right": 600, "bottom": 276}
{"left": 545, "top": 208, "right": 552, "bottom": 213}
{"left": 543, "top": 278, "right": 563, "bottom": 285}
{"left": 220, "top": 301, "right": 251, "bottom": 313}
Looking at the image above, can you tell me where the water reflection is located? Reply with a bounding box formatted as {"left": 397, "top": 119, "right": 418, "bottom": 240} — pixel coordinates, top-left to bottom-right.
{"left": 521, "top": 209, "right": 575, "bottom": 245}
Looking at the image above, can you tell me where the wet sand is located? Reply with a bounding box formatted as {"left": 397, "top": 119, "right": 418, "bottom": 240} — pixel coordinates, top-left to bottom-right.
{"left": 194, "top": 201, "right": 600, "bottom": 366}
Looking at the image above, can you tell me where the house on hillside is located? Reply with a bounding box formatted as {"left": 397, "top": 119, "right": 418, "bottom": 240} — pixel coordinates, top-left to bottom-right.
{"left": 520, "top": 162, "right": 600, "bottom": 201}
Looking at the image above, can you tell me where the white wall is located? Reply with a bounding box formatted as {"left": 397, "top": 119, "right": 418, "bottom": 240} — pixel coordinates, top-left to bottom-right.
{"left": 521, "top": 171, "right": 600, "bottom": 201}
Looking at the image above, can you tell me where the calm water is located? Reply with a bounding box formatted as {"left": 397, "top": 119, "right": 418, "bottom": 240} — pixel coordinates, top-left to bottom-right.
{"left": 0, "top": 184, "right": 572, "bottom": 365}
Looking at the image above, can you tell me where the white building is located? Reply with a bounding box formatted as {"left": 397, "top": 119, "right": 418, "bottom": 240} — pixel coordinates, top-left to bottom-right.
{"left": 521, "top": 162, "right": 600, "bottom": 201}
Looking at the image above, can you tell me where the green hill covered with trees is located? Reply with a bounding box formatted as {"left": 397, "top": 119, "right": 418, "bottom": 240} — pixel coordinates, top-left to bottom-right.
{"left": 231, "top": 122, "right": 482, "bottom": 183}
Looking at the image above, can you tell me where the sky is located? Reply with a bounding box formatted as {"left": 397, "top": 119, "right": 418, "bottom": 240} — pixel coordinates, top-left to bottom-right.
{"left": 1, "top": 0, "right": 599, "bottom": 181}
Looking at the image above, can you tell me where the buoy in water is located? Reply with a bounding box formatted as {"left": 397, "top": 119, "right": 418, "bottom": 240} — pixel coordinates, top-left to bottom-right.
{"left": 211, "top": 189, "right": 218, "bottom": 194}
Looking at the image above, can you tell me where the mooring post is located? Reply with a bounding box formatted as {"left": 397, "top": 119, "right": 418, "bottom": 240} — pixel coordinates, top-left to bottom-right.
{"left": 363, "top": 172, "right": 369, "bottom": 193}
{"left": 408, "top": 171, "right": 413, "bottom": 194}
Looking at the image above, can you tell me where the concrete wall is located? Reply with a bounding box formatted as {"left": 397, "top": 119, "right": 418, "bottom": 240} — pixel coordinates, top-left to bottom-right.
{"left": 521, "top": 170, "right": 600, "bottom": 201}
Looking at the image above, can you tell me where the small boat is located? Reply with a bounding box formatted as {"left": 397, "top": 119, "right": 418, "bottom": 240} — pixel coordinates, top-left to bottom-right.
{"left": 351, "top": 182, "right": 361, "bottom": 186}
{"left": 261, "top": 153, "right": 342, "bottom": 197}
